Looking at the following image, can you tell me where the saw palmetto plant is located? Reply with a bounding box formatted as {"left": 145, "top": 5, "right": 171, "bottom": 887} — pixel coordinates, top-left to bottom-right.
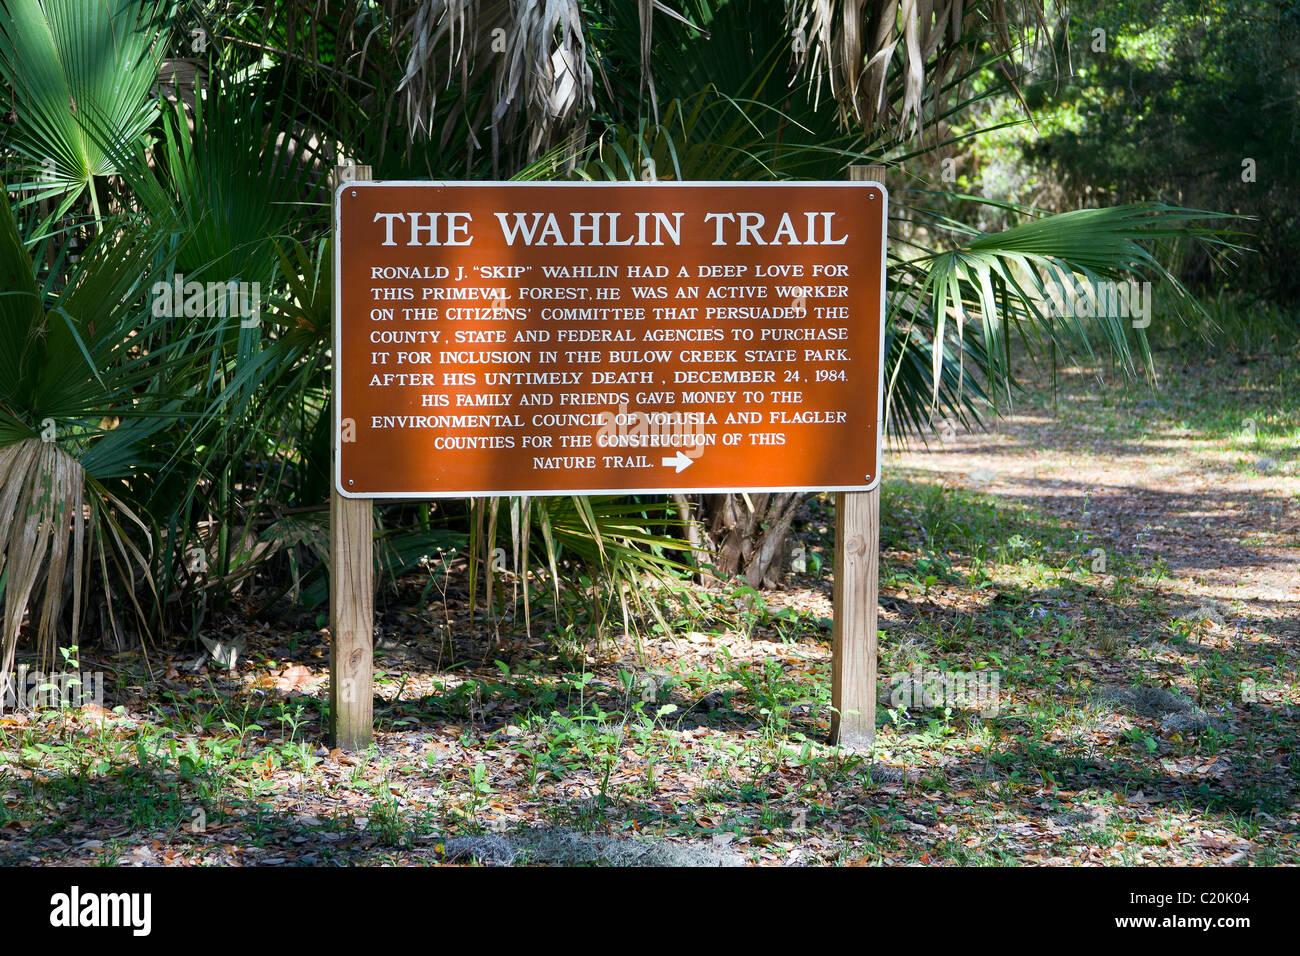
{"left": 0, "top": 184, "right": 218, "bottom": 684}
{"left": 0, "top": 0, "right": 169, "bottom": 232}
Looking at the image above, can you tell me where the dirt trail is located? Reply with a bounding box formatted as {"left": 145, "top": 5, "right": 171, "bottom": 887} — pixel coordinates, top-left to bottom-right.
{"left": 889, "top": 358, "right": 1300, "bottom": 637}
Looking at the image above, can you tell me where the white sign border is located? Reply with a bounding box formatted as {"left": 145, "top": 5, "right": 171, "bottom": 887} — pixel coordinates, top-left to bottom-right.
{"left": 332, "top": 180, "right": 888, "bottom": 499}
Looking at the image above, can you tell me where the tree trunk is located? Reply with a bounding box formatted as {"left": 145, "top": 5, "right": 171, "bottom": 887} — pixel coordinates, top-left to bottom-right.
{"left": 687, "top": 492, "right": 805, "bottom": 588}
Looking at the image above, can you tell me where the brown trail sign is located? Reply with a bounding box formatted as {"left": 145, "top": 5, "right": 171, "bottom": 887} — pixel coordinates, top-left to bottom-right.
{"left": 330, "top": 172, "right": 886, "bottom": 750}
{"left": 335, "top": 181, "right": 885, "bottom": 496}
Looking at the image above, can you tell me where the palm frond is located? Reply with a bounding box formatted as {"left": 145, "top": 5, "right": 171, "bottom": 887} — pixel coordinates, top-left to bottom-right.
{"left": 0, "top": 183, "right": 203, "bottom": 681}
{"left": 0, "top": 0, "right": 170, "bottom": 227}
{"left": 889, "top": 200, "right": 1242, "bottom": 419}
{"left": 785, "top": 0, "right": 1046, "bottom": 139}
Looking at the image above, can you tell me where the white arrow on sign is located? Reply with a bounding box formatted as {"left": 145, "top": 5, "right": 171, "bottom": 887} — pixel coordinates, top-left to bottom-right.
{"left": 661, "top": 451, "right": 694, "bottom": 473}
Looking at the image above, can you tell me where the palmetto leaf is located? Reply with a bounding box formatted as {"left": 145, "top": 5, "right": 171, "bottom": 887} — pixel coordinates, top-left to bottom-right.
{"left": 103, "top": 79, "right": 320, "bottom": 287}
{"left": 890, "top": 199, "right": 1242, "bottom": 418}
{"left": 0, "top": 0, "right": 169, "bottom": 226}
{"left": 468, "top": 494, "right": 693, "bottom": 636}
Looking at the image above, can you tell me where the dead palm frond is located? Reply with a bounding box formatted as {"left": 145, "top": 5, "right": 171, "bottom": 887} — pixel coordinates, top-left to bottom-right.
{"left": 0, "top": 178, "right": 214, "bottom": 689}
{"left": 0, "top": 439, "right": 84, "bottom": 680}
{"left": 384, "top": 1, "right": 695, "bottom": 173}
{"left": 0, "top": 437, "right": 153, "bottom": 681}
{"left": 785, "top": 0, "right": 1046, "bottom": 139}
{"left": 385, "top": 0, "right": 593, "bottom": 172}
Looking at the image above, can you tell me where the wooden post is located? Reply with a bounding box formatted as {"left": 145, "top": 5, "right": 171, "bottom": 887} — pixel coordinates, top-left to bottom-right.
{"left": 330, "top": 164, "right": 375, "bottom": 749}
{"left": 829, "top": 163, "right": 884, "bottom": 750}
